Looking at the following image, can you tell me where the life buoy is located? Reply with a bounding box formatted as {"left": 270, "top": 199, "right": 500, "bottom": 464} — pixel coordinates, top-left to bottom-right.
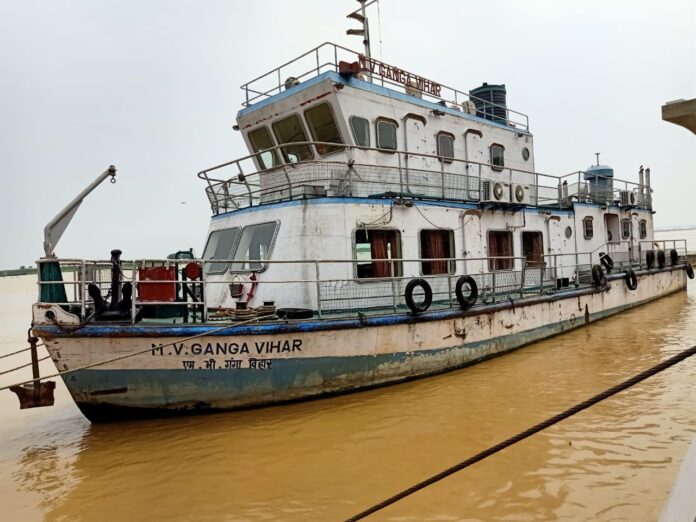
{"left": 599, "top": 252, "right": 614, "bottom": 273}
{"left": 455, "top": 275, "right": 478, "bottom": 309}
{"left": 646, "top": 250, "right": 655, "bottom": 269}
{"left": 405, "top": 278, "right": 432, "bottom": 314}
{"left": 592, "top": 264, "right": 607, "bottom": 287}
{"left": 625, "top": 269, "right": 638, "bottom": 291}
{"left": 657, "top": 250, "right": 666, "bottom": 269}
{"left": 686, "top": 264, "right": 694, "bottom": 279}
{"left": 670, "top": 249, "right": 679, "bottom": 266}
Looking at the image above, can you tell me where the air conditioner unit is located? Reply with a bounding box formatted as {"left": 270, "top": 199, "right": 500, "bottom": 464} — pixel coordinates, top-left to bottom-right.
{"left": 510, "top": 183, "right": 531, "bottom": 205}
{"left": 619, "top": 190, "right": 637, "bottom": 208}
{"left": 462, "top": 100, "right": 477, "bottom": 115}
{"left": 481, "top": 180, "right": 510, "bottom": 203}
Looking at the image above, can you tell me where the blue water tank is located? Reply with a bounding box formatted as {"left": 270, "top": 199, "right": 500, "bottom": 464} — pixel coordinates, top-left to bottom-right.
{"left": 584, "top": 164, "right": 614, "bottom": 201}
{"left": 469, "top": 83, "right": 507, "bottom": 124}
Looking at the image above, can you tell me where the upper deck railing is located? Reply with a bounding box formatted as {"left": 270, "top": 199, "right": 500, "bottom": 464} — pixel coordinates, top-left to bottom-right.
{"left": 240, "top": 42, "right": 530, "bottom": 131}
{"left": 197, "top": 142, "right": 652, "bottom": 215}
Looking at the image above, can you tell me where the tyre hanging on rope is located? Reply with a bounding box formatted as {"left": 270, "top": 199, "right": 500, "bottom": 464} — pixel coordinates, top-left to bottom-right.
{"left": 625, "top": 269, "right": 638, "bottom": 291}
{"left": 670, "top": 249, "right": 679, "bottom": 266}
{"left": 455, "top": 275, "right": 478, "bottom": 309}
{"left": 405, "top": 278, "right": 432, "bottom": 314}
{"left": 646, "top": 250, "right": 655, "bottom": 269}
{"left": 657, "top": 250, "right": 666, "bottom": 269}
{"left": 599, "top": 252, "right": 614, "bottom": 273}
{"left": 686, "top": 264, "right": 694, "bottom": 280}
{"left": 592, "top": 264, "right": 607, "bottom": 287}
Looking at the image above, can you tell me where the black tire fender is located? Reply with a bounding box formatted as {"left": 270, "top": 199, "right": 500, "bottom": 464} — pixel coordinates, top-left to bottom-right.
{"left": 592, "top": 264, "right": 607, "bottom": 287}
{"left": 599, "top": 252, "right": 614, "bottom": 273}
{"left": 645, "top": 250, "right": 655, "bottom": 269}
{"left": 670, "top": 249, "right": 679, "bottom": 266}
{"left": 276, "top": 308, "right": 314, "bottom": 320}
{"left": 686, "top": 264, "right": 694, "bottom": 280}
{"left": 657, "top": 250, "right": 666, "bottom": 269}
{"left": 404, "top": 278, "right": 433, "bottom": 314}
{"left": 625, "top": 269, "right": 638, "bottom": 291}
{"left": 455, "top": 275, "right": 478, "bottom": 309}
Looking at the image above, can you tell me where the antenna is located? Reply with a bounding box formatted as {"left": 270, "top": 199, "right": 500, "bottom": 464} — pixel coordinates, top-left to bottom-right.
{"left": 594, "top": 152, "right": 601, "bottom": 166}
{"left": 347, "top": 0, "right": 378, "bottom": 81}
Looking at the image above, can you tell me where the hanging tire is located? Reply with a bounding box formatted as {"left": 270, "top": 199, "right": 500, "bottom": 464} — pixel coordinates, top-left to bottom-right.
{"left": 646, "top": 250, "right": 655, "bottom": 269}
{"left": 686, "top": 264, "right": 694, "bottom": 279}
{"left": 670, "top": 249, "right": 679, "bottom": 266}
{"left": 405, "top": 278, "right": 432, "bottom": 314}
{"left": 592, "top": 264, "right": 607, "bottom": 287}
{"left": 277, "top": 308, "right": 314, "bottom": 320}
{"left": 625, "top": 269, "right": 638, "bottom": 291}
{"left": 657, "top": 250, "right": 666, "bottom": 269}
{"left": 599, "top": 252, "right": 614, "bottom": 273}
{"left": 455, "top": 275, "right": 478, "bottom": 309}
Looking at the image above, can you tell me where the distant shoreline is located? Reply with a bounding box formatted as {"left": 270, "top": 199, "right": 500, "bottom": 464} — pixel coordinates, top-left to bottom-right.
{"left": 0, "top": 267, "right": 37, "bottom": 278}
{"left": 655, "top": 226, "right": 696, "bottom": 232}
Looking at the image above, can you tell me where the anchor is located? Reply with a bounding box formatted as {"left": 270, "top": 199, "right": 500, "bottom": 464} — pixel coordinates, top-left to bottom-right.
{"left": 9, "top": 331, "right": 56, "bottom": 409}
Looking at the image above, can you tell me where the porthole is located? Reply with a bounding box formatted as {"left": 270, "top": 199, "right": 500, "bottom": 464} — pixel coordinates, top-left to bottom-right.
{"left": 565, "top": 226, "right": 572, "bottom": 239}
{"left": 522, "top": 147, "right": 530, "bottom": 161}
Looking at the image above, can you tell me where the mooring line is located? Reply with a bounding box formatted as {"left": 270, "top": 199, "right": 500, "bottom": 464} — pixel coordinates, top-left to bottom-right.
{"left": 346, "top": 343, "right": 696, "bottom": 521}
{"left": 0, "top": 356, "right": 51, "bottom": 377}
{"left": 0, "top": 343, "right": 45, "bottom": 360}
{"left": 0, "top": 315, "right": 275, "bottom": 392}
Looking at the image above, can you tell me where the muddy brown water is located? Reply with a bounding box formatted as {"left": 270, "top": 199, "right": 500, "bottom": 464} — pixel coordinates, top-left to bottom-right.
{"left": 1, "top": 272, "right": 696, "bottom": 521}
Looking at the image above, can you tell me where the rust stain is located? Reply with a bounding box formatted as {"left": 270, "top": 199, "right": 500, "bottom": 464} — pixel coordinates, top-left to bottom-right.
{"left": 584, "top": 304, "right": 590, "bottom": 324}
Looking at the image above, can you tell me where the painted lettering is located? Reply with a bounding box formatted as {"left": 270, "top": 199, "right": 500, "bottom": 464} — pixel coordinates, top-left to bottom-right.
{"left": 292, "top": 339, "right": 303, "bottom": 352}
{"left": 191, "top": 343, "right": 202, "bottom": 355}
{"left": 182, "top": 360, "right": 195, "bottom": 370}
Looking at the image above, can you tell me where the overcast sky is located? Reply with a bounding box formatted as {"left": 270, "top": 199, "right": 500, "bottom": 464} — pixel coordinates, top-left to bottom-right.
{"left": 0, "top": 0, "right": 694, "bottom": 269}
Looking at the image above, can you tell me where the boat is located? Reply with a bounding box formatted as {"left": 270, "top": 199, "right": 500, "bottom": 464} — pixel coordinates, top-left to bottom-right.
{"left": 19, "top": 3, "right": 694, "bottom": 422}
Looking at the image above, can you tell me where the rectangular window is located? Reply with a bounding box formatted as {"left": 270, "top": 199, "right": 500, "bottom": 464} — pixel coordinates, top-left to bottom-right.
{"left": 621, "top": 219, "right": 631, "bottom": 239}
{"left": 350, "top": 116, "right": 370, "bottom": 147}
{"left": 521, "top": 231, "right": 544, "bottom": 267}
{"left": 490, "top": 144, "right": 505, "bottom": 171}
{"left": 583, "top": 217, "right": 593, "bottom": 239}
{"left": 203, "top": 228, "right": 241, "bottom": 274}
{"left": 248, "top": 127, "right": 278, "bottom": 171}
{"left": 639, "top": 219, "right": 647, "bottom": 239}
{"left": 230, "top": 222, "right": 279, "bottom": 271}
{"left": 487, "top": 230, "right": 513, "bottom": 271}
{"left": 437, "top": 133, "right": 454, "bottom": 163}
{"left": 355, "top": 229, "right": 402, "bottom": 278}
{"left": 304, "top": 103, "right": 343, "bottom": 155}
{"left": 376, "top": 119, "right": 397, "bottom": 151}
{"left": 271, "top": 115, "right": 313, "bottom": 163}
{"left": 420, "top": 230, "right": 455, "bottom": 275}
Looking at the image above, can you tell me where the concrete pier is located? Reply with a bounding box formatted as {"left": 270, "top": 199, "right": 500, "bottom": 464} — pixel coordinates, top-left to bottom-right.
{"left": 662, "top": 98, "right": 696, "bottom": 135}
{"left": 660, "top": 437, "right": 696, "bottom": 522}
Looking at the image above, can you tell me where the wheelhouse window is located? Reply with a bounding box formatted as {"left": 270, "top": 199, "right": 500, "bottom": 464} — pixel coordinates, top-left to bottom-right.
{"left": 304, "top": 103, "right": 343, "bottom": 155}
{"left": 521, "top": 231, "right": 544, "bottom": 267}
{"left": 488, "top": 230, "right": 513, "bottom": 271}
{"left": 621, "top": 219, "right": 631, "bottom": 239}
{"left": 203, "top": 228, "right": 241, "bottom": 275}
{"left": 490, "top": 144, "right": 505, "bottom": 171}
{"left": 271, "top": 115, "right": 313, "bottom": 163}
{"left": 230, "top": 222, "right": 279, "bottom": 271}
{"left": 350, "top": 116, "right": 370, "bottom": 147}
{"left": 437, "top": 132, "right": 455, "bottom": 163}
{"left": 355, "top": 229, "right": 402, "bottom": 278}
{"left": 420, "top": 229, "right": 455, "bottom": 275}
{"left": 639, "top": 219, "right": 647, "bottom": 239}
{"left": 376, "top": 118, "right": 398, "bottom": 151}
{"left": 583, "top": 217, "right": 594, "bottom": 239}
{"left": 247, "top": 127, "right": 278, "bottom": 171}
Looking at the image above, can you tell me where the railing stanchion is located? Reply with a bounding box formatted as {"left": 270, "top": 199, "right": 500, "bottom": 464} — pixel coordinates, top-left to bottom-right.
{"left": 80, "top": 260, "right": 86, "bottom": 320}
{"left": 131, "top": 261, "right": 137, "bottom": 324}
{"left": 202, "top": 261, "right": 208, "bottom": 323}
{"left": 315, "top": 261, "right": 322, "bottom": 319}
{"left": 390, "top": 259, "right": 397, "bottom": 313}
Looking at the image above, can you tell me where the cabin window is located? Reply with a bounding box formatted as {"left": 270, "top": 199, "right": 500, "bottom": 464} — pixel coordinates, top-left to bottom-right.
{"left": 350, "top": 116, "right": 370, "bottom": 147}
{"left": 639, "top": 219, "right": 647, "bottom": 239}
{"left": 437, "top": 132, "right": 455, "bottom": 163}
{"left": 247, "top": 127, "right": 278, "bottom": 171}
{"left": 583, "top": 217, "right": 594, "bottom": 239}
{"left": 521, "top": 231, "right": 544, "bottom": 267}
{"left": 487, "top": 231, "right": 513, "bottom": 271}
{"left": 420, "top": 229, "right": 455, "bottom": 275}
{"left": 621, "top": 219, "right": 631, "bottom": 239}
{"left": 271, "top": 115, "right": 313, "bottom": 163}
{"left": 202, "top": 228, "right": 241, "bottom": 275}
{"left": 230, "top": 222, "right": 279, "bottom": 271}
{"left": 490, "top": 144, "right": 505, "bottom": 171}
{"left": 304, "top": 103, "right": 343, "bottom": 155}
{"left": 355, "top": 229, "right": 402, "bottom": 278}
{"left": 376, "top": 119, "right": 398, "bottom": 151}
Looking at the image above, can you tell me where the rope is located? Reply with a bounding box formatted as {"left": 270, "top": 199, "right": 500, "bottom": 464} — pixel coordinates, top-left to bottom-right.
{"left": 0, "top": 343, "right": 45, "bottom": 360}
{"left": 0, "top": 314, "right": 275, "bottom": 392}
{"left": 346, "top": 343, "right": 696, "bottom": 521}
{"left": 414, "top": 203, "right": 466, "bottom": 231}
{"left": 0, "top": 356, "right": 51, "bottom": 377}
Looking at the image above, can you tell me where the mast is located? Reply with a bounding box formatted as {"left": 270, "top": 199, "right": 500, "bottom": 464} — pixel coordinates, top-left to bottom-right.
{"left": 347, "top": 0, "right": 377, "bottom": 82}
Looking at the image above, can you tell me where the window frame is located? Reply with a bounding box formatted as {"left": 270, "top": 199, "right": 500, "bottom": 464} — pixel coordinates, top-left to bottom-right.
{"left": 489, "top": 143, "right": 505, "bottom": 171}
{"left": 583, "top": 216, "right": 594, "bottom": 240}
{"left": 247, "top": 126, "right": 279, "bottom": 171}
{"left": 639, "top": 219, "right": 647, "bottom": 239}
{"left": 271, "top": 113, "right": 314, "bottom": 164}
{"left": 375, "top": 117, "right": 399, "bottom": 152}
{"left": 353, "top": 228, "right": 403, "bottom": 280}
{"left": 303, "top": 102, "right": 344, "bottom": 156}
{"left": 228, "top": 220, "right": 281, "bottom": 273}
{"left": 621, "top": 218, "right": 631, "bottom": 240}
{"left": 202, "top": 227, "right": 242, "bottom": 275}
{"left": 419, "top": 228, "right": 456, "bottom": 275}
{"left": 521, "top": 230, "right": 545, "bottom": 268}
{"left": 436, "top": 132, "right": 455, "bottom": 163}
{"left": 487, "top": 229, "right": 514, "bottom": 271}
{"left": 349, "top": 116, "right": 370, "bottom": 148}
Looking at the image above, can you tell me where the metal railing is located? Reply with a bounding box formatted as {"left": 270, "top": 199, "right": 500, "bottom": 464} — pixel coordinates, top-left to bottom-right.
{"left": 197, "top": 141, "right": 651, "bottom": 215}
{"left": 239, "top": 42, "right": 530, "bottom": 131}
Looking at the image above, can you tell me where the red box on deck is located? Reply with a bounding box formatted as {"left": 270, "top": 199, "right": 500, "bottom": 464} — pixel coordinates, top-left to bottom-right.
{"left": 138, "top": 266, "right": 176, "bottom": 302}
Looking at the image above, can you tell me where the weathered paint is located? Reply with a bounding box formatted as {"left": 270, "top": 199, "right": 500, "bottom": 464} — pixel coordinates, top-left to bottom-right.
{"left": 36, "top": 268, "right": 686, "bottom": 421}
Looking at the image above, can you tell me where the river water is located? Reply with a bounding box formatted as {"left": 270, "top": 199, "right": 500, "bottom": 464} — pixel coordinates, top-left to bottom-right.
{"left": 2, "top": 258, "right": 696, "bottom": 520}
